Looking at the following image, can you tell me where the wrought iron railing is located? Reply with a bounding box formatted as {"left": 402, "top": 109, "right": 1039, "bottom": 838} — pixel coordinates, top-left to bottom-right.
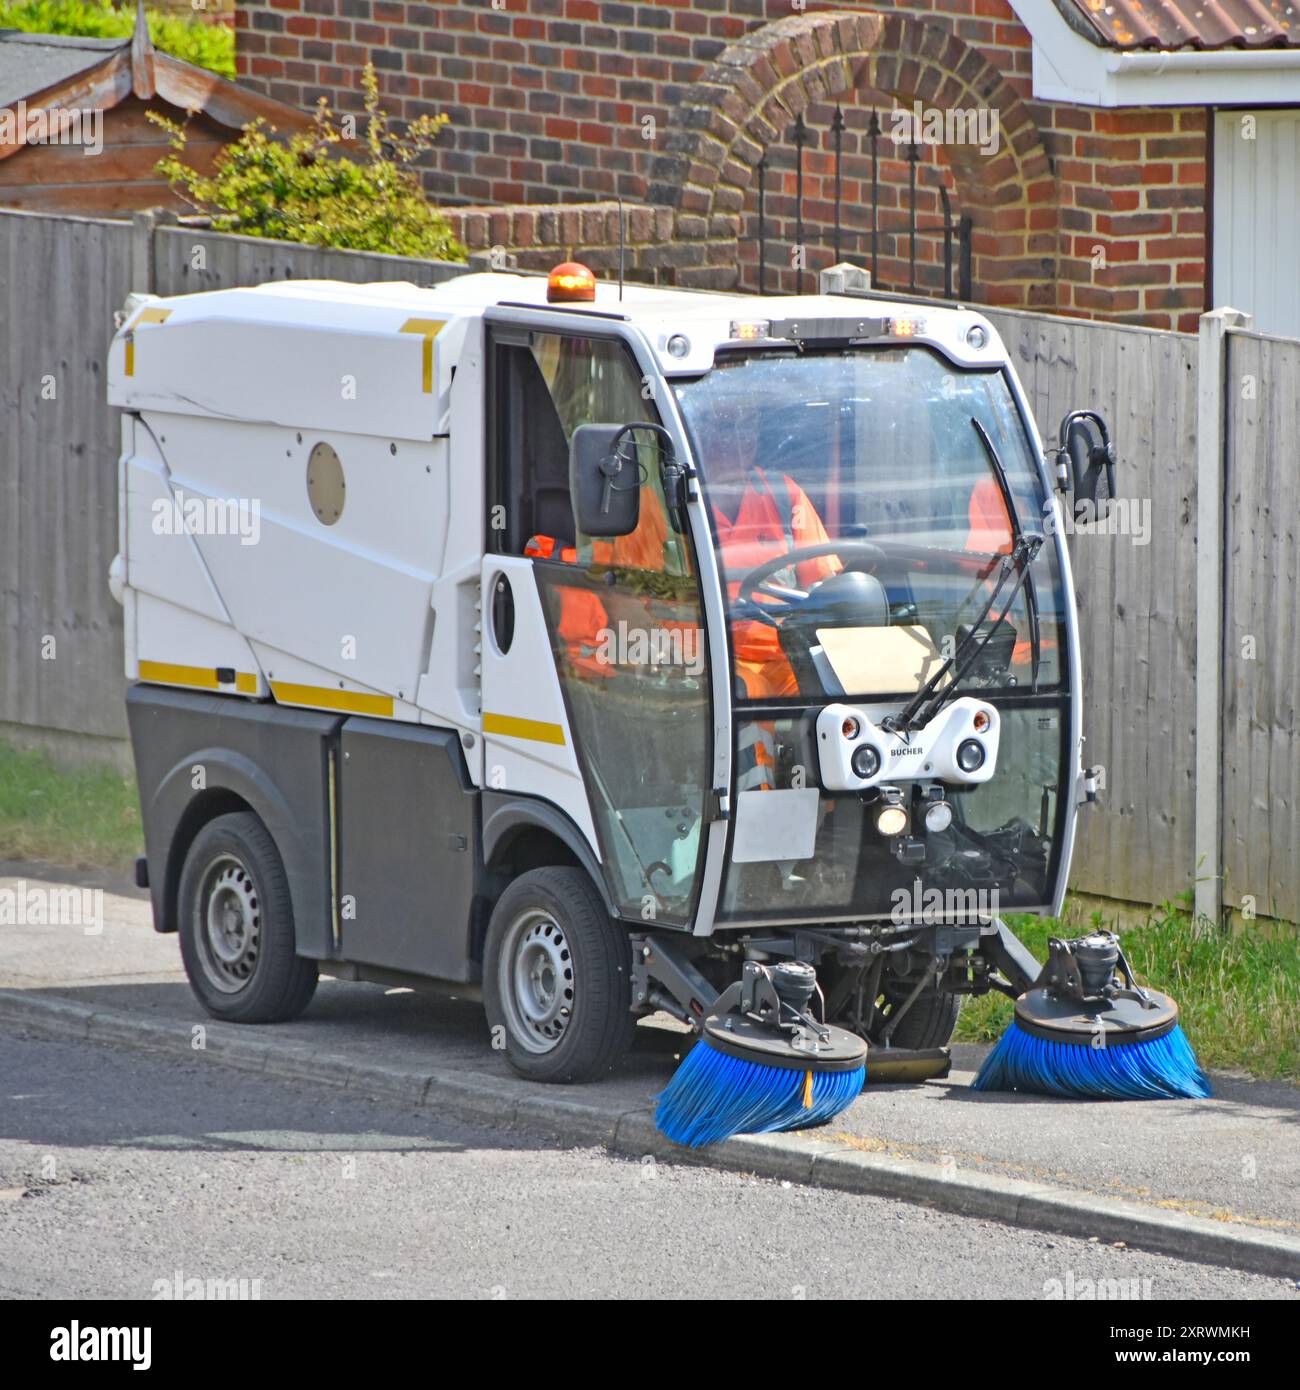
{"left": 753, "top": 107, "right": 973, "bottom": 302}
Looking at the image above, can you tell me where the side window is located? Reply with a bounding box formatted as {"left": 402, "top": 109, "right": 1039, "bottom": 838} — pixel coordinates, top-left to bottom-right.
{"left": 490, "top": 340, "right": 573, "bottom": 558}
{"left": 491, "top": 330, "right": 691, "bottom": 578}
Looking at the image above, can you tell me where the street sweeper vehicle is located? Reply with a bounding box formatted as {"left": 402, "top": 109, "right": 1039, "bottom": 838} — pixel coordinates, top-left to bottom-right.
{"left": 108, "top": 260, "right": 1208, "bottom": 1146}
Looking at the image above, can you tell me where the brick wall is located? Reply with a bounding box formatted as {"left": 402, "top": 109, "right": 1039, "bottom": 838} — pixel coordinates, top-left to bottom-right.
{"left": 444, "top": 200, "right": 735, "bottom": 284}
{"left": 234, "top": 0, "right": 1209, "bottom": 330}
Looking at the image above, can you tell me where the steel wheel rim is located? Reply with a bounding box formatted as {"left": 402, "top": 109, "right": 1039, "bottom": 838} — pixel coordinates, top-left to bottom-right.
{"left": 196, "top": 854, "right": 261, "bottom": 994}
{"left": 500, "top": 908, "right": 574, "bottom": 1054}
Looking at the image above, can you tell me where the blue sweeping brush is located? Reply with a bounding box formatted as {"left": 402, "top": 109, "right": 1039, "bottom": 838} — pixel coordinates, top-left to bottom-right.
{"left": 972, "top": 1017, "right": 1209, "bottom": 1100}
{"left": 655, "top": 961, "right": 867, "bottom": 1149}
{"left": 972, "top": 931, "right": 1211, "bottom": 1101}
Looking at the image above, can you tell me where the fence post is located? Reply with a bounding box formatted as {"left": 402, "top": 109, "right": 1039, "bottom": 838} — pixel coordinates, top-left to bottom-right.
{"left": 1194, "top": 306, "right": 1249, "bottom": 928}
{"left": 131, "top": 209, "right": 157, "bottom": 295}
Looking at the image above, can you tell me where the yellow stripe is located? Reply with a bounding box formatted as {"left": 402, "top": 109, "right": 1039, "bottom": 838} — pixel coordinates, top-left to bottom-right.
{"left": 138, "top": 661, "right": 257, "bottom": 692}
{"left": 271, "top": 680, "right": 394, "bottom": 718}
{"left": 400, "top": 317, "right": 446, "bottom": 393}
{"left": 802, "top": 1070, "right": 814, "bottom": 1109}
{"left": 482, "top": 712, "right": 566, "bottom": 746}
{"left": 139, "top": 660, "right": 218, "bottom": 690}
{"left": 123, "top": 307, "right": 171, "bottom": 377}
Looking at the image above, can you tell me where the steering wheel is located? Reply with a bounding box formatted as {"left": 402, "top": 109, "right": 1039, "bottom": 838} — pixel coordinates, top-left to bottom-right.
{"left": 735, "top": 540, "right": 886, "bottom": 623}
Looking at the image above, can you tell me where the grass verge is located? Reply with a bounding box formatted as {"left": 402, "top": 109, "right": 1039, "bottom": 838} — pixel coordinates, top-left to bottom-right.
{"left": 0, "top": 740, "right": 141, "bottom": 872}
{"left": 956, "top": 905, "right": 1300, "bottom": 1082}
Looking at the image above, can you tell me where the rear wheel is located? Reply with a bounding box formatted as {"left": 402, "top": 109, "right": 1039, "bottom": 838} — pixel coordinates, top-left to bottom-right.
{"left": 484, "top": 866, "right": 634, "bottom": 1083}
{"left": 177, "top": 812, "right": 318, "bottom": 1024}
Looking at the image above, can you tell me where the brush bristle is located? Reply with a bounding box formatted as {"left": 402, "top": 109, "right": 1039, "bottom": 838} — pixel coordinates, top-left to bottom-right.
{"left": 971, "top": 1020, "right": 1211, "bottom": 1100}
{"left": 655, "top": 1040, "right": 865, "bottom": 1148}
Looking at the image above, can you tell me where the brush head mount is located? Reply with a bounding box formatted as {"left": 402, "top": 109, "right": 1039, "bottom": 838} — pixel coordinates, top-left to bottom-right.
{"left": 1015, "top": 931, "right": 1179, "bottom": 1047}
{"left": 701, "top": 1010, "right": 869, "bottom": 1072}
{"left": 702, "top": 960, "right": 868, "bottom": 1072}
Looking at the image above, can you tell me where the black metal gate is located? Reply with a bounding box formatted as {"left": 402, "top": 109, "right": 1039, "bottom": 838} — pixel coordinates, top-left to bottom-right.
{"left": 753, "top": 107, "right": 973, "bottom": 301}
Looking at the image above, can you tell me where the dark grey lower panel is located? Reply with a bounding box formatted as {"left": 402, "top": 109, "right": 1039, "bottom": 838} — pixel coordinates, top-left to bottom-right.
{"left": 126, "top": 684, "right": 339, "bottom": 959}
{"left": 338, "top": 718, "right": 481, "bottom": 983}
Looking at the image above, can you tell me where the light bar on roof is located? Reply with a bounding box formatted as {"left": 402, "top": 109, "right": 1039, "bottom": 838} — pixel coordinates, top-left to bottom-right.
{"left": 770, "top": 316, "right": 884, "bottom": 341}
{"left": 738, "top": 316, "right": 932, "bottom": 345}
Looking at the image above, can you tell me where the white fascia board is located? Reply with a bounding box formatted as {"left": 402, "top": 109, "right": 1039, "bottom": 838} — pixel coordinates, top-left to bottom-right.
{"left": 1010, "top": 0, "right": 1300, "bottom": 106}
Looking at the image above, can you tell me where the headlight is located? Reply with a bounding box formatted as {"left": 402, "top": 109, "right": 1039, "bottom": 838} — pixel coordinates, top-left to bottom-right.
{"left": 956, "top": 738, "right": 986, "bottom": 774}
{"left": 924, "top": 800, "right": 953, "bottom": 833}
{"left": 851, "top": 744, "right": 881, "bottom": 779}
{"left": 875, "top": 788, "right": 907, "bottom": 837}
{"left": 876, "top": 804, "right": 908, "bottom": 837}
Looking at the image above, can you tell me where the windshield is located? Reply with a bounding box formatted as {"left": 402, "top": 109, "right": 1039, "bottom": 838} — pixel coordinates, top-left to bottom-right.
{"left": 673, "top": 347, "right": 1066, "bottom": 708}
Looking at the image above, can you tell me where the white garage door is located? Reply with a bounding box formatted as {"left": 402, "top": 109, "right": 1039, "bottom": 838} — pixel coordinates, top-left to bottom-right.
{"left": 1214, "top": 110, "right": 1300, "bottom": 339}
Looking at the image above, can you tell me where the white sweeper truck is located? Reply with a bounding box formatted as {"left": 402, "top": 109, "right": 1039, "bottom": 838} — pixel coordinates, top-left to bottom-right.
{"left": 107, "top": 259, "right": 1207, "bottom": 1145}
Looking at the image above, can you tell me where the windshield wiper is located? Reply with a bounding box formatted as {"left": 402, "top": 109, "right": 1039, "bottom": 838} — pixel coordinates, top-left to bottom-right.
{"left": 885, "top": 532, "right": 1042, "bottom": 734}
{"left": 970, "top": 417, "right": 1042, "bottom": 692}
{"left": 884, "top": 418, "right": 1044, "bottom": 734}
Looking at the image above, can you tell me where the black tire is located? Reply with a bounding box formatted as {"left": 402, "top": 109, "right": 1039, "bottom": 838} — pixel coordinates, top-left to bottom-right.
{"left": 177, "top": 811, "right": 318, "bottom": 1024}
{"left": 483, "top": 866, "right": 635, "bottom": 1083}
{"left": 873, "top": 983, "right": 962, "bottom": 1051}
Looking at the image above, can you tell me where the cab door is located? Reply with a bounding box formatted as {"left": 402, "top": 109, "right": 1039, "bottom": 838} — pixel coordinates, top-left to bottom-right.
{"left": 481, "top": 320, "right": 713, "bottom": 930}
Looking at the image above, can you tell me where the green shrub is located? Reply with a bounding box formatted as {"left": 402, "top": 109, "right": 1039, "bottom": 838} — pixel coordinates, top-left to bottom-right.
{"left": 151, "top": 65, "right": 466, "bottom": 261}
{"left": 0, "top": 0, "right": 235, "bottom": 79}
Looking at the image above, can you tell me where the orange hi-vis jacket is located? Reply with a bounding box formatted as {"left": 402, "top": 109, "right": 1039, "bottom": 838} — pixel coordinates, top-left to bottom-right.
{"left": 715, "top": 467, "right": 840, "bottom": 701}
{"left": 526, "top": 485, "right": 676, "bottom": 678}
{"left": 529, "top": 470, "right": 836, "bottom": 697}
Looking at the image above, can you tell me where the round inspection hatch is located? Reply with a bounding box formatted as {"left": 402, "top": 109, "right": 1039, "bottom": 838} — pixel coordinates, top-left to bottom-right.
{"left": 306, "top": 442, "right": 345, "bottom": 525}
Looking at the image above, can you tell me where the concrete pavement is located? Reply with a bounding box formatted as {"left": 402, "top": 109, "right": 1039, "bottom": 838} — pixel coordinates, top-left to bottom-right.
{"left": 2, "top": 868, "right": 1298, "bottom": 1277}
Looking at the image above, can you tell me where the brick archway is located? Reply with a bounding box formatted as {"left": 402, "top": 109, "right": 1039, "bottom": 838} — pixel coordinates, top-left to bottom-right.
{"left": 647, "top": 9, "right": 1058, "bottom": 308}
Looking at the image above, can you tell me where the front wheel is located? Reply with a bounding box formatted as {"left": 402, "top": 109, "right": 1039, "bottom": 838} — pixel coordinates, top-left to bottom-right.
{"left": 483, "top": 866, "right": 635, "bottom": 1083}
{"left": 870, "top": 982, "right": 962, "bottom": 1051}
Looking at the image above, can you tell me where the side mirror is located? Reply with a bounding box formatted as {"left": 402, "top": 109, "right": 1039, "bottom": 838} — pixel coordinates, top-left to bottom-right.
{"left": 571, "top": 422, "right": 670, "bottom": 539}
{"left": 1055, "top": 410, "right": 1116, "bottom": 523}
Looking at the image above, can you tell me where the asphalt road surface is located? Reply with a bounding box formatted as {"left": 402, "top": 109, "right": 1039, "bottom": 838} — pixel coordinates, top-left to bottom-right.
{"left": 1, "top": 1027, "right": 1294, "bottom": 1301}
{"left": 5, "top": 870, "right": 1296, "bottom": 1235}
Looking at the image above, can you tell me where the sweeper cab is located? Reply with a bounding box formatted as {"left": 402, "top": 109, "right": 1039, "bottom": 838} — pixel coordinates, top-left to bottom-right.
{"left": 107, "top": 260, "right": 1129, "bottom": 1094}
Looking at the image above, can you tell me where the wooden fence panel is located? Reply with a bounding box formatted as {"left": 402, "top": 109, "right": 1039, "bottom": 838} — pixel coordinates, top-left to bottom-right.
{"left": 986, "top": 309, "right": 1200, "bottom": 906}
{"left": 0, "top": 210, "right": 134, "bottom": 743}
{"left": 151, "top": 227, "right": 468, "bottom": 296}
{"left": 1222, "top": 330, "right": 1300, "bottom": 921}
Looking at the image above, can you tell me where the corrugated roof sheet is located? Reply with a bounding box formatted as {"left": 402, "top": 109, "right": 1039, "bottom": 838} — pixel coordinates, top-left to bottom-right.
{"left": 0, "top": 32, "right": 124, "bottom": 109}
{"left": 1057, "top": 0, "right": 1300, "bottom": 49}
